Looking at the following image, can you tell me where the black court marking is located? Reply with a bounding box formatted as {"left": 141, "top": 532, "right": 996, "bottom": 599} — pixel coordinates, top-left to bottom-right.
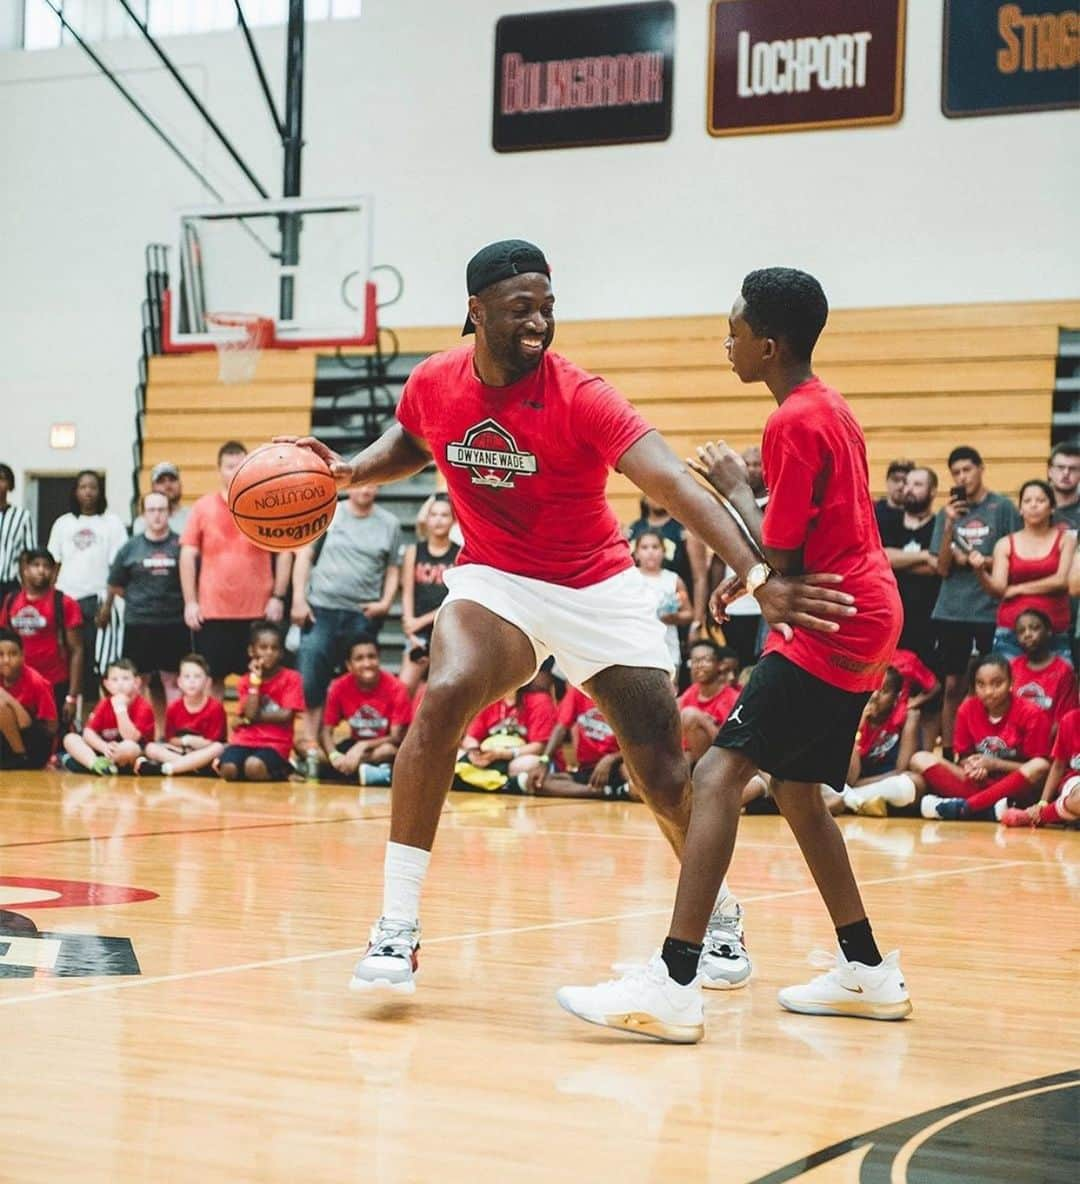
{"left": 747, "top": 1069, "right": 1079, "bottom": 1183}
{"left": 0, "top": 796, "right": 584, "bottom": 850}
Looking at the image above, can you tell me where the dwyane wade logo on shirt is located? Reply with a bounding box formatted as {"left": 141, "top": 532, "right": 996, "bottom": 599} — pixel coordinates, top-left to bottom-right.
{"left": 446, "top": 419, "right": 539, "bottom": 490}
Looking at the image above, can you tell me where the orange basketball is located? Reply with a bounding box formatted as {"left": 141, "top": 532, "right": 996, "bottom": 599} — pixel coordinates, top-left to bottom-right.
{"left": 228, "top": 443, "right": 337, "bottom": 552}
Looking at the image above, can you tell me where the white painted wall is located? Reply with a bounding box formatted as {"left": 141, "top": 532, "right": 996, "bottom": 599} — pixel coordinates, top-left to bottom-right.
{"left": 1, "top": 0, "right": 1077, "bottom": 522}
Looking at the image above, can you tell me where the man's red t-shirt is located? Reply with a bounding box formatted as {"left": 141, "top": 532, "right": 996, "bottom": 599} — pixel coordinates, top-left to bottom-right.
{"left": 396, "top": 347, "right": 652, "bottom": 589}
{"left": 179, "top": 492, "right": 273, "bottom": 620}
{"left": 4, "top": 664, "right": 57, "bottom": 723}
{"left": 954, "top": 693, "right": 1051, "bottom": 766}
{"left": 165, "top": 696, "right": 227, "bottom": 743}
{"left": 1010, "top": 656, "right": 1077, "bottom": 725}
{"left": 890, "top": 649, "right": 936, "bottom": 704}
{"left": 557, "top": 686, "right": 619, "bottom": 767}
{"left": 231, "top": 666, "right": 305, "bottom": 759}
{"left": 678, "top": 682, "right": 739, "bottom": 726}
{"left": 760, "top": 378, "right": 902, "bottom": 692}
{"left": 858, "top": 699, "right": 908, "bottom": 767}
{"left": 468, "top": 692, "right": 558, "bottom": 747}
{"left": 1051, "top": 708, "right": 1080, "bottom": 772}
{"left": 86, "top": 695, "right": 156, "bottom": 744}
{"left": 324, "top": 671, "right": 413, "bottom": 741}
{"left": 0, "top": 590, "right": 82, "bottom": 685}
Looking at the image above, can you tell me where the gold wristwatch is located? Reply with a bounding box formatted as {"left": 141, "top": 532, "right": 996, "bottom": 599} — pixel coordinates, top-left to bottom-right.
{"left": 745, "top": 561, "right": 773, "bottom": 598}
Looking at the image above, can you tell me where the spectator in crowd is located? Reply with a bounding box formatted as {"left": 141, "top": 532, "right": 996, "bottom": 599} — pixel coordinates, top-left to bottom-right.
{"left": 930, "top": 446, "right": 1021, "bottom": 758}
{"left": 220, "top": 621, "right": 305, "bottom": 783}
{"left": 874, "top": 458, "right": 914, "bottom": 536}
{"left": 880, "top": 467, "right": 940, "bottom": 667}
{"left": 133, "top": 462, "right": 190, "bottom": 536}
{"left": 180, "top": 443, "right": 291, "bottom": 697}
{"left": 293, "top": 483, "right": 402, "bottom": 750}
{"left": 716, "top": 646, "right": 741, "bottom": 687}
{"left": 835, "top": 667, "right": 921, "bottom": 816}
{"left": 1009, "top": 609, "right": 1076, "bottom": 730}
{"left": 1002, "top": 705, "right": 1080, "bottom": 827}
{"left": 0, "top": 628, "right": 58, "bottom": 770}
{"left": 889, "top": 646, "right": 941, "bottom": 748}
{"left": 454, "top": 686, "right": 557, "bottom": 792}
{"left": 0, "top": 463, "right": 35, "bottom": 599}
{"left": 415, "top": 492, "right": 464, "bottom": 547}
{"left": 102, "top": 491, "right": 188, "bottom": 734}
{"left": 47, "top": 470, "right": 128, "bottom": 706}
{"left": 399, "top": 494, "right": 460, "bottom": 695}
{"left": 969, "top": 479, "right": 1074, "bottom": 663}
{"left": 320, "top": 638, "right": 413, "bottom": 786}
{"left": 679, "top": 640, "right": 739, "bottom": 763}
{"left": 634, "top": 530, "right": 693, "bottom": 677}
{"left": 0, "top": 548, "right": 83, "bottom": 723}
{"left": 526, "top": 685, "right": 629, "bottom": 799}
{"left": 912, "top": 654, "right": 1050, "bottom": 821}
{"left": 1046, "top": 442, "right": 1080, "bottom": 530}
{"left": 137, "top": 653, "right": 227, "bottom": 777}
{"left": 61, "top": 657, "right": 155, "bottom": 775}
{"left": 627, "top": 494, "right": 706, "bottom": 633}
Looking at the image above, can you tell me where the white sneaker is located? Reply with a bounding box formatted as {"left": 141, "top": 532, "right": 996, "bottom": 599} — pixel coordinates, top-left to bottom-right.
{"left": 778, "top": 948, "right": 912, "bottom": 1021}
{"left": 699, "top": 900, "right": 753, "bottom": 990}
{"left": 920, "top": 793, "right": 944, "bottom": 819}
{"left": 349, "top": 916, "right": 420, "bottom": 993}
{"left": 556, "top": 953, "right": 705, "bottom": 1044}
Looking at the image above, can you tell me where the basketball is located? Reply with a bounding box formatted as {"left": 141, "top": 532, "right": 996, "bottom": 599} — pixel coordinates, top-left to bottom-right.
{"left": 227, "top": 442, "right": 337, "bottom": 552}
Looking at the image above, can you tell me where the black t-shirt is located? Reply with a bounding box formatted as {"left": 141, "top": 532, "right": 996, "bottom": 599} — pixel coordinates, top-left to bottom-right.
{"left": 412, "top": 539, "right": 460, "bottom": 620}
{"left": 874, "top": 498, "right": 903, "bottom": 541}
{"left": 879, "top": 513, "right": 939, "bottom": 636}
{"left": 107, "top": 531, "right": 183, "bottom": 626}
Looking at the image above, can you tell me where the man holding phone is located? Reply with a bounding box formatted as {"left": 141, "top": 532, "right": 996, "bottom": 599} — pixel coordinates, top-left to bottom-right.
{"left": 930, "top": 446, "right": 1021, "bottom": 757}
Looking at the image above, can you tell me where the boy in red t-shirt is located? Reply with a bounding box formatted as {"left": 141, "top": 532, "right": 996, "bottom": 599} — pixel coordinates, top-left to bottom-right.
{"left": 1009, "top": 609, "right": 1076, "bottom": 734}
{"left": 910, "top": 654, "right": 1050, "bottom": 820}
{"left": 0, "top": 628, "right": 58, "bottom": 769}
{"left": 678, "top": 640, "right": 740, "bottom": 761}
{"left": 321, "top": 638, "right": 412, "bottom": 786}
{"left": 837, "top": 667, "right": 922, "bottom": 816}
{"left": 137, "top": 653, "right": 227, "bottom": 777}
{"left": 524, "top": 685, "right": 627, "bottom": 799}
{"left": 1002, "top": 706, "right": 1080, "bottom": 827}
{"left": 220, "top": 622, "right": 305, "bottom": 782}
{"left": 454, "top": 686, "right": 557, "bottom": 792}
{"left": 61, "top": 657, "right": 155, "bottom": 775}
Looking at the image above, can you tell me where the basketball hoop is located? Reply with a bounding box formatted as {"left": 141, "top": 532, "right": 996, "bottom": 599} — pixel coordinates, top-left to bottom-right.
{"left": 204, "top": 312, "right": 275, "bottom": 384}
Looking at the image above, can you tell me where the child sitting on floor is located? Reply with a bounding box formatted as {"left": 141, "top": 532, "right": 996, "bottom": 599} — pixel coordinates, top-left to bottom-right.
{"left": 1009, "top": 609, "right": 1076, "bottom": 735}
{"left": 0, "top": 628, "right": 58, "bottom": 770}
{"left": 837, "top": 666, "right": 921, "bottom": 816}
{"left": 136, "top": 653, "right": 227, "bottom": 776}
{"left": 62, "top": 657, "right": 155, "bottom": 774}
{"left": 1001, "top": 705, "right": 1080, "bottom": 828}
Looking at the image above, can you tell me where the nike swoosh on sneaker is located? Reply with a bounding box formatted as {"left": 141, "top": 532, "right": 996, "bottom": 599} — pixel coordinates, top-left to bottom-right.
{"left": 841, "top": 984, "right": 864, "bottom": 994}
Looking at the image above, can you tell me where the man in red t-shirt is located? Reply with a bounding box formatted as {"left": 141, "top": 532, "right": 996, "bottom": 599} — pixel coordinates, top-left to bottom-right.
{"left": 561, "top": 269, "right": 912, "bottom": 1040}
{"left": 282, "top": 242, "right": 852, "bottom": 1015}
{"left": 678, "top": 639, "right": 740, "bottom": 762}
{"left": 321, "top": 638, "right": 413, "bottom": 786}
{"left": 0, "top": 628, "right": 58, "bottom": 768}
{"left": 0, "top": 548, "right": 84, "bottom": 725}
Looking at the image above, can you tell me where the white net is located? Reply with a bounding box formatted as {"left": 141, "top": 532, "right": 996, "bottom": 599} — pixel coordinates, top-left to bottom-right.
{"left": 205, "top": 313, "right": 275, "bottom": 384}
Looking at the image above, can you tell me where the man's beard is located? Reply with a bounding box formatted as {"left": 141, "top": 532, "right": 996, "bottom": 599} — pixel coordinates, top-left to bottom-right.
{"left": 904, "top": 496, "right": 932, "bottom": 515}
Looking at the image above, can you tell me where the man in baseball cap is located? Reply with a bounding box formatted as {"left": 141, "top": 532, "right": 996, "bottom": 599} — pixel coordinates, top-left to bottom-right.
{"left": 461, "top": 239, "right": 552, "bottom": 336}
{"left": 134, "top": 461, "right": 189, "bottom": 535}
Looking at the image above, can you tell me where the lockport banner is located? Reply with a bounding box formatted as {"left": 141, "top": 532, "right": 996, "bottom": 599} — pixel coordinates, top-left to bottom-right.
{"left": 493, "top": 2, "right": 675, "bottom": 152}
{"left": 707, "top": 0, "right": 906, "bottom": 136}
{"left": 942, "top": 0, "right": 1079, "bottom": 118}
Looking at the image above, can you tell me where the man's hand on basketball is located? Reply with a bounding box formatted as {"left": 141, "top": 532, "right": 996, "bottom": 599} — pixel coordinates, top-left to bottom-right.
{"left": 273, "top": 435, "right": 354, "bottom": 488}
{"left": 688, "top": 440, "right": 748, "bottom": 497}
{"left": 756, "top": 573, "right": 856, "bottom": 641}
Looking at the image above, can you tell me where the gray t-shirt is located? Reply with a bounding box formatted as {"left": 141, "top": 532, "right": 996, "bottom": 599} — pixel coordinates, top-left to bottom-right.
{"left": 107, "top": 531, "right": 184, "bottom": 626}
{"left": 930, "top": 492, "right": 1022, "bottom": 624}
{"left": 307, "top": 503, "right": 403, "bottom": 610}
{"left": 1052, "top": 501, "right": 1080, "bottom": 531}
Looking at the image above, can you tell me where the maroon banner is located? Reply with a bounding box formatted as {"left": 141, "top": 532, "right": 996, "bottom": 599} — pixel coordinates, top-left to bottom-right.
{"left": 707, "top": 0, "right": 906, "bottom": 136}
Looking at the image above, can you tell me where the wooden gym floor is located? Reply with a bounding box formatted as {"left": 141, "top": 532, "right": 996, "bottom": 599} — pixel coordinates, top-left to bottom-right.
{"left": 1, "top": 771, "right": 1076, "bottom": 1183}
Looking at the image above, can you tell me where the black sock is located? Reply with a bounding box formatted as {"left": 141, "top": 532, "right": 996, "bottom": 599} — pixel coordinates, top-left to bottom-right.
{"left": 942, "top": 746, "right": 954, "bottom": 763}
{"left": 836, "top": 919, "right": 882, "bottom": 967}
{"left": 661, "top": 937, "right": 703, "bottom": 986}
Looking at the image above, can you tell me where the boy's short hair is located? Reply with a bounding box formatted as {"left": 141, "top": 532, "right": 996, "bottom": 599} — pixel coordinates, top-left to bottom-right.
{"left": 249, "top": 619, "right": 283, "bottom": 646}
{"left": 886, "top": 459, "right": 915, "bottom": 479}
{"left": 948, "top": 445, "right": 983, "bottom": 469}
{"left": 178, "top": 652, "right": 210, "bottom": 675}
{"left": 688, "top": 638, "right": 722, "bottom": 659}
{"left": 217, "top": 440, "right": 247, "bottom": 465}
{"left": 21, "top": 547, "right": 56, "bottom": 567}
{"left": 1014, "top": 608, "right": 1053, "bottom": 632}
{"left": 347, "top": 636, "right": 379, "bottom": 660}
{"left": 106, "top": 657, "right": 138, "bottom": 677}
{"left": 740, "top": 267, "right": 828, "bottom": 361}
{"left": 0, "top": 627, "right": 23, "bottom": 650}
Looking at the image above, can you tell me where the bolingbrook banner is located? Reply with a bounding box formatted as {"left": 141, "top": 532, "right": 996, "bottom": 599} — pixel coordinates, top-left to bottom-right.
{"left": 707, "top": 0, "right": 906, "bottom": 136}
{"left": 493, "top": 2, "right": 675, "bottom": 152}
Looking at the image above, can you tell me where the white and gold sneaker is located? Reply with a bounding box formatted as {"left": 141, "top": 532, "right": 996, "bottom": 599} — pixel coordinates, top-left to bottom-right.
{"left": 778, "top": 948, "right": 912, "bottom": 1021}
{"left": 556, "top": 953, "right": 705, "bottom": 1044}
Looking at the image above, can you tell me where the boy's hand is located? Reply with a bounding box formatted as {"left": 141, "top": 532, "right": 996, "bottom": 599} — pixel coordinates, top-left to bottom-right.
{"left": 248, "top": 659, "right": 264, "bottom": 679}
{"left": 111, "top": 693, "right": 130, "bottom": 712}
{"left": 688, "top": 440, "right": 748, "bottom": 497}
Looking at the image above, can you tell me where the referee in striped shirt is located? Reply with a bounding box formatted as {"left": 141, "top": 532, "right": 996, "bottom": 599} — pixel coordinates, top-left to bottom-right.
{"left": 0, "top": 464, "right": 35, "bottom": 599}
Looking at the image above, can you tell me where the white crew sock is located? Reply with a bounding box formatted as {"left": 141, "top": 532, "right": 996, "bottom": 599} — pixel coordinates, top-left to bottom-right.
{"left": 845, "top": 773, "right": 917, "bottom": 810}
{"left": 383, "top": 841, "right": 431, "bottom": 925}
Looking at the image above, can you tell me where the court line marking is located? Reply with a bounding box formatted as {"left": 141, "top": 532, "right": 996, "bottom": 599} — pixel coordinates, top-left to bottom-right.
{"left": 0, "top": 857, "right": 1029, "bottom": 1009}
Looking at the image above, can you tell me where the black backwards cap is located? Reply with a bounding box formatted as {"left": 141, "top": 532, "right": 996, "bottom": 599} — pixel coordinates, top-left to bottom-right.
{"left": 461, "top": 239, "right": 551, "bottom": 335}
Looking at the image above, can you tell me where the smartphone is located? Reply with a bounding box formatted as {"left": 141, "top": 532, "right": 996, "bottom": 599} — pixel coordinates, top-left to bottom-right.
{"left": 949, "top": 485, "right": 967, "bottom": 503}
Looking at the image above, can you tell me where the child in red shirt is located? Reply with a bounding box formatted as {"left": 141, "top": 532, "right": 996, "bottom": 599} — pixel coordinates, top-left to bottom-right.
{"left": 138, "top": 653, "right": 227, "bottom": 777}
{"left": 454, "top": 686, "right": 557, "bottom": 792}
{"left": 1009, "top": 609, "right": 1076, "bottom": 733}
{"left": 61, "top": 657, "right": 155, "bottom": 775}
{"left": 220, "top": 622, "right": 305, "bottom": 782}
{"left": 678, "top": 640, "right": 740, "bottom": 762}
{"left": 0, "top": 628, "right": 58, "bottom": 769}
{"left": 525, "top": 685, "right": 627, "bottom": 798}
{"left": 837, "top": 667, "right": 922, "bottom": 816}
{"left": 911, "top": 654, "right": 1050, "bottom": 820}
{"left": 321, "top": 638, "right": 413, "bottom": 786}
{"left": 1002, "top": 706, "right": 1080, "bottom": 827}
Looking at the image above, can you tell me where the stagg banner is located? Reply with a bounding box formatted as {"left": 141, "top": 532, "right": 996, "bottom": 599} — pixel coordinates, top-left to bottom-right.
{"left": 707, "top": 0, "right": 906, "bottom": 136}
{"left": 943, "top": 0, "right": 1079, "bottom": 118}
{"left": 493, "top": 2, "right": 675, "bottom": 152}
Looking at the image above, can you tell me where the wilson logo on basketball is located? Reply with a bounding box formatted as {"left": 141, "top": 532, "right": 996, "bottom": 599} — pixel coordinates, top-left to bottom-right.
{"left": 446, "top": 418, "right": 538, "bottom": 489}
{"left": 256, "top": 511, "right": 330, "bottom": 542}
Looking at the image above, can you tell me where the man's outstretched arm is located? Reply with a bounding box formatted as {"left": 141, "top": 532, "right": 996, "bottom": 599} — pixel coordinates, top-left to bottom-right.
{"left": 276, "top": 424, "right": 433, "bottom": 488}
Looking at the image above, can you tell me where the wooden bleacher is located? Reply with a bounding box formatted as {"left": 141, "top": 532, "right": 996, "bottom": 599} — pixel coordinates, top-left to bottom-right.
{"left": 140, "top": 301, "right": 1080, "bottom": 527}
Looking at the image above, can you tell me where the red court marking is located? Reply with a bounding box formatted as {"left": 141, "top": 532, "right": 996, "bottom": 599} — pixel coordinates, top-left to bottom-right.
{"left": 0, "top": 877, "right": 158, "bottom": 910}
